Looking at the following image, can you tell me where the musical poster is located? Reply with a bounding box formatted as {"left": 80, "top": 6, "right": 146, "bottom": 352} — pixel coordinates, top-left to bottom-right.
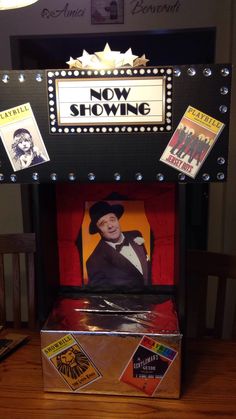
{"left": 160, "top": 106, "right": 225, "bottom": 178}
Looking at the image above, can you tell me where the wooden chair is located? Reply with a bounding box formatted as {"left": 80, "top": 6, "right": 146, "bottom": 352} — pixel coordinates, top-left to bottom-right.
{"left": 0, "top": 233, "right": 36, "bottom": 329}
{"left": 187, "top": 249, "right": 236, "bottom": 339}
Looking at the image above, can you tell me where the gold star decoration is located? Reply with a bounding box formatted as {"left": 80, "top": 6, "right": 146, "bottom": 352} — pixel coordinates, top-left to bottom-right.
{"left": 66, "top": 44, "right": 149, "bottom": 70}
{"left": 74, "top": 60, "right": 83, "bottom": 69}
{"left": 66, "top": 57, "right": 79, "bottom": 69}
{"left": 133, "top": 54, "right": 150, "bottom": 67}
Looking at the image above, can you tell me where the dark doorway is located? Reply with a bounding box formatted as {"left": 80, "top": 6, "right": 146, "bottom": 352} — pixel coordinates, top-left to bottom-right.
{"left": 11, "top": 28, "right": 215, "bottom": 69}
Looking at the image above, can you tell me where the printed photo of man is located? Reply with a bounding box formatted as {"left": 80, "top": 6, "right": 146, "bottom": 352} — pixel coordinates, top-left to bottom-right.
{"left": 83, "top": 201, "right": 151, "bottom": 290}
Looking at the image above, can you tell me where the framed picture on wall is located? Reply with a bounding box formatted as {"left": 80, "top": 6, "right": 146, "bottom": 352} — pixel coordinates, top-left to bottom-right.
{"left": 91, "top": 0, "right": 124, "bottom": 24}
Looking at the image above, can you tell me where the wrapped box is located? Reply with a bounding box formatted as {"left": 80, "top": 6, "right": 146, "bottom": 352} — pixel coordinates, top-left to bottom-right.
{"left": 41, "top": 183, "right": 182, "bottom": 398}
{"left": 41, "top": 294, "right": 181, "bottom": 398}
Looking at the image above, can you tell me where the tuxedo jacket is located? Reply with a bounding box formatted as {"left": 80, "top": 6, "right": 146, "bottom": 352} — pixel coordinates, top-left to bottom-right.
{"left": 86, "top": 230, "right": 151, "bottom": 291}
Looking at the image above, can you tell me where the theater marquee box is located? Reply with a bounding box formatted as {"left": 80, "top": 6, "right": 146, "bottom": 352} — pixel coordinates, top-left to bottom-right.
{"left": 0, "top": 61, "right": 232, "bottom": 399}
{"left": 40, "top": 181, "right": 182, "bottom": 398}
{"left": 41, "top": 294, "right": 181, "bottom": 398}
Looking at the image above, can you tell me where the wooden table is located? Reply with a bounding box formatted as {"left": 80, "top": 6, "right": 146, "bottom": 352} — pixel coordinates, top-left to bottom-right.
{"left": 0, "top": 331, "right": 236, "bottom": 419}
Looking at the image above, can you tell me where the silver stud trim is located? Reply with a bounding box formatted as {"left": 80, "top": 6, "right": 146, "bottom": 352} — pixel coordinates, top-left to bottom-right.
{"left": 88, "top": 173, "right": 95, "bottom": 181}
{"left": 187, "top": 67, "right": 196, "bottom": 76}
{"left": 2, "top": 74, "right": 9, "bottom": 83}
{"left": 10, "top": 174, "right": 17, "bottom": 182}
{"left": 217, "top": 157, "right": 225, "bottom": 165}
{"left": 203, "top": 68, "right": 212, "bottom": 77}
{"left": 114, "top": 173, "right": 121, "bottom": 181}
{"left": 32, "top": 172, "right": 39, "bottom": 181}
{"left": 135, "top": 173, "right": 143, "bottom": 181}
{"left": 219, "top": 105, "right": 227, "bottom": 113}
{"left": 50, "top": 173, "right": 57, "bottom": 181}
{"left": 202, "top": 173, "right": 210, "bottom": 181}
{"left": 156, "top": 173, "right": 164, "bottom": 181}
{"left": 221, "top": 68, "right": 230, "bottom": 77}
{"left": 68, "top": 173, "right": 76, "bottom": 181}
{"left": 217, "top": 172, "right": 225, "bottom": 180}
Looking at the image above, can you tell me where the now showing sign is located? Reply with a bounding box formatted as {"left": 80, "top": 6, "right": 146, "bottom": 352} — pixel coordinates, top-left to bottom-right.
{"left": 58, "top": 79, "right": 164, "bottom": 124}
{"left": 47, "top": 68, "right": 172, "bottom": 134}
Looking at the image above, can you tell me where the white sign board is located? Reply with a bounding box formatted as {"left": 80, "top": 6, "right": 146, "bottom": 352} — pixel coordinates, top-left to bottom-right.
{"left": 47, "top": 67, "right": 173, "bottom": 134}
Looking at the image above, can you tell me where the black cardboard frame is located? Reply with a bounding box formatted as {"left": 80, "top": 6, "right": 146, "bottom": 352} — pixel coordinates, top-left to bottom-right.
{"left": 0, "top": 64, "right": 231, "bottom": 184}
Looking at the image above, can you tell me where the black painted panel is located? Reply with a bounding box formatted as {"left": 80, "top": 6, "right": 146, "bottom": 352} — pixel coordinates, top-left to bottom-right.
{"left": 0, "top": 64, "right": 231, "bottom": 184}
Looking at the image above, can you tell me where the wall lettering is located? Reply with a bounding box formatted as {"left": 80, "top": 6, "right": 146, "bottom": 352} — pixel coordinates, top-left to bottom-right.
{"left": 129, "top": 0, "right": 181, "bottom": 14}
{"left": 41, "top": 2, "right": 86, "bottom": 19}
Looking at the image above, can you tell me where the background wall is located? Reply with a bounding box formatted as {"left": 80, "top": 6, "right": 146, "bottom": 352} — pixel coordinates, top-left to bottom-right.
{"left": 0, "top": 0, "right": 235, "bottom": 335}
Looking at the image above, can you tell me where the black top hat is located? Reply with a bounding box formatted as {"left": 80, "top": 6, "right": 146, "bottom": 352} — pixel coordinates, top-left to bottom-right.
{"left": 89, "top": 201, "right": 124, "bottom": 234}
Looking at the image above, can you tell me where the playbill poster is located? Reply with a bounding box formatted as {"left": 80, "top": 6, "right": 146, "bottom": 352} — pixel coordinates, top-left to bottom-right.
{"left": 160, "top": 106, "right": 225, "bottom": 178}
{"left": 0, "top": 103, "right": 49, "bottom": 172}
{"left": 42, "top": 334, "right": 102, "bottom": 391}
{"left": 120, "top": 336, "right": 178, "bottom": 396}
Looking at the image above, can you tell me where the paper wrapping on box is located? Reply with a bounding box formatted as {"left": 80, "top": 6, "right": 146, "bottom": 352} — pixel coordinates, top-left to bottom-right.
{"left": 41, "top": 294, "right": 181, "bottom": 398}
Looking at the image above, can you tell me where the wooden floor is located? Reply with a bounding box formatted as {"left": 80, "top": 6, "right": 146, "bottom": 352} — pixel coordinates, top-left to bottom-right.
{"left": 0, "top": 331, "right": 236, "bottom": 418}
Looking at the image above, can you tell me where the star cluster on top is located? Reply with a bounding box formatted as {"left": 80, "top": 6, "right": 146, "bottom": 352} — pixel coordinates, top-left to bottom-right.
{"left": 66, "top": 43, "right": 149, "bottom": 70}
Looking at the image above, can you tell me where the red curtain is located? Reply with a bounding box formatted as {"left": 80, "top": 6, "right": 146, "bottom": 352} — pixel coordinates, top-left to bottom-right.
{"left": 56, "top": 183, "right": 176, "bottom": 286}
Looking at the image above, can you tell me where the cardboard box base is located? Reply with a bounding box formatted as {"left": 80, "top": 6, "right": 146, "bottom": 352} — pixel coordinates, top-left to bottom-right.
{"left": 41, "top": 294, "right": 182, "bottom": 398}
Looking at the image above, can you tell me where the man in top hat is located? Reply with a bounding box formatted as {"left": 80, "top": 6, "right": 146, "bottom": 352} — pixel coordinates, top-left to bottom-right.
{"left": 86, "top": 201, "right": 151, "bottom": 290}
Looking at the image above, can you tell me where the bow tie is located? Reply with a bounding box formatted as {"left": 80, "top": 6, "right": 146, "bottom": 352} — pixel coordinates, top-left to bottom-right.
{"left": 115, "top": 237, "right": 130, "bottom": 252}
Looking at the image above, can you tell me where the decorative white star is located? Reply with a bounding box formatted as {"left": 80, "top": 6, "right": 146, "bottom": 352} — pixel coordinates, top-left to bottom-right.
{"left": 77, "top": 50, "right": 94, "bottom": 68}
{"left": 122, "top": 48, "right": 138, "bottom": 66}
{"left": 90, "top": 54, "right": 102, "bottom": 68}
{"left": 66, "top": 45, "right": 150, "bottom": 70}
{"left": 95, "top": 43, "right": 121, "bottom": 68}
{"left": 114, "top": 53, "right": 125, "bottom": 68}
